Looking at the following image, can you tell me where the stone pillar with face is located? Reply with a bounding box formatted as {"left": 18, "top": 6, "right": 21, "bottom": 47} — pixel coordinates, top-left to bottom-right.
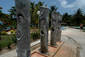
{"left": 39, "top": 6, "right": 49, "bottom": 54}
{"left": 15, "top": 0, "right": 31, "bottom": 57}
{"left": 50, "top": 11, "right": 58, "bottom": 46}
{"left": 57, "top": 14, "right": 62, "bottom": 41}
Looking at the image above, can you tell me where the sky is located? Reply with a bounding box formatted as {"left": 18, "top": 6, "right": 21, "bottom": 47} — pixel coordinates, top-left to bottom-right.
{"left": 0, "top": 0, "right": 85, "bottom": 15}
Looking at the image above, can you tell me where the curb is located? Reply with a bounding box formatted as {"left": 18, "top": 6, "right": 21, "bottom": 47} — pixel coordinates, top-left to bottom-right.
{"left": 52, "top": 42, "right": 64, "bottom": 57}
{"left": 31, "top": 41, "right": 64, "bottom": 57}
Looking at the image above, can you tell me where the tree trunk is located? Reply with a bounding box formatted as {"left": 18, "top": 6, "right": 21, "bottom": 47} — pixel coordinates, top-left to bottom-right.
{"left": 15, "top": 0, "right": 31, "bottom": 57}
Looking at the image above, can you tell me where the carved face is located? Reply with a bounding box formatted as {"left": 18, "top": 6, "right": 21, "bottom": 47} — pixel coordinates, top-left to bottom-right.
{"left": 16, "top": 14, "right": 24, "bottom": 40}
{"left": 16, "top": 30, "right": 22, "bottom": 40}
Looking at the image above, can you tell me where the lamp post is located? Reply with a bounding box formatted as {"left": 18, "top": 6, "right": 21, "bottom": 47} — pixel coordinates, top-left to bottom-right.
{"left": 37, "top": 10, "right": 40, "bottom": 28}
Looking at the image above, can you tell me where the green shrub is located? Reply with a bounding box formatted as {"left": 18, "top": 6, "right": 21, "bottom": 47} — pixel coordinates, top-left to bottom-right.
{"left": 1, "top": 31, "right": 7, "bottom": 35}
{"left": 12, "top": 34, "right": 17, "bottom": 44}
{"left": 7, "top": 38, "right": 13, "bottom": 49}
{"left": 83, "top": 30, "right": 85, "bottom": 32}
{"left": 31, "top": 32, "right": 40, "bottom": 40}
{"left": 10, "top": 30, "right": 16, "bottom": 34}
{"left": 0, "top": 43, "right": 2, "bottom": 51}
{"left": 0, "top": 39, "right": 10, "bottom": 50}
{"left": 0, "top": 34, "right": 15, "bottom": 49}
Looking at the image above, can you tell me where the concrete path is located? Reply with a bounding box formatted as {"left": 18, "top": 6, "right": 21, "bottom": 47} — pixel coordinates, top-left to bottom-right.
{"left": 54, "top": 42, "right": 77, "bottom": 57}
{"left": 62, "top": 28, "right": 85, "bottom": 57}
{"left": 0, "top": 27, "right": 85, "bottom": 57}
{"left": 0, "top": 40, "right": 40, "bottom": 57}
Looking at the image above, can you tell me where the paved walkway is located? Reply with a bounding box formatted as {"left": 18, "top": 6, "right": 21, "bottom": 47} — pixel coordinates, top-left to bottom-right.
{"left": 62, "top": 28, "right": 85, "bottom": 57}
{"left": 0, "top": 40, "right": 40, "bottom": 57}
{"left": 0, "top": 27, "right": 85, "bottom": 57}
{"left": 54, "top": 42, "right": 77, "bottom": 57}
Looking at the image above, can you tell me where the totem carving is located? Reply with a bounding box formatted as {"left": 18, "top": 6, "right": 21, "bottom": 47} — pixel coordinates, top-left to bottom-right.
{"left": 39, "top": 6, "right": 49, "bottom": 54}
{"left": 50, "top": 11, "right": 58, "bottom": 46}
{"left": 57, "top": 14, "right": 62, "bottom": 41}
{"left": 15, "top": 0, "right": 31, "bottom": 57}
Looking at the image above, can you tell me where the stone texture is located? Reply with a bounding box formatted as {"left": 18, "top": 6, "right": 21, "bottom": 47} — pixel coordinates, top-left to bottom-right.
{"left": 54, "top": 43, "right": 77, "bottom": 57}
{"left": 15, "top": 0, "right": 31, "bottom": 57}
{"left": 31, "top": 42, "right": 64, "bottom": 57}
{"left": 57, "top": 14, "right": 62, "bottom": 41}
{"left": 31, "top": 52, "right": 47, "bottom": 57}
{"left": 0, "top": 28, "right": 82, "bottom": 57}
{"left": 48, "top": 46, "right": 58, "bottom": 57}
{"left": 57, "top": 29, "right": 62, "bottom": 41}
{"left": 50, "top": 11, "right": 58, "bottom": 46}
{"left": 39, "top": 6, "right": 49, "bottom": 54}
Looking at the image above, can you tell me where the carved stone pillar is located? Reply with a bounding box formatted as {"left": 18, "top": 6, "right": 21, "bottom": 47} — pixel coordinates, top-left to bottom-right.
{"left": 57, "top": 14, "right": 62, "bottom": 41}
{"left": 39, "top": 6, "right": 49, "bottom": 54}
{"left": 15, "top": 0, "right": 31, "bottom": 57}
{"left": 50, "top": 11, "right": 58, "bottom": 46}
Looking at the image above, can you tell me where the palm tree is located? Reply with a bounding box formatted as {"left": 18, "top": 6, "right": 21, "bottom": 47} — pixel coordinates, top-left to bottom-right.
{"left": 8, "top": 6, "right": 16, "bottom": 19}
{"left": 73, "top": 8, "right": 83, "bottom": 25}
{"left": 30, "top": 2, "right": 43, "bottom": 28}
{"left": 8, "top": 6, "right": 17, "bottom": 29}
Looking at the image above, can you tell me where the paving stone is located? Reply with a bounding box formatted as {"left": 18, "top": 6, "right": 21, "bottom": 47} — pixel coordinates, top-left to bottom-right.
{"left": 31, "top": 52, "right": 47, "bottom": 57}
{"left": 54, "top": 43, "right": 77, "bottom": 57}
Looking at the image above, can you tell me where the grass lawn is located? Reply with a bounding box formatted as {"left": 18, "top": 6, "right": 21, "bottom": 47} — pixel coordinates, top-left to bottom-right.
{"left": 0, "top": 32, "right": 40, "bottom": 50}
{"left": 0, "top": 34, "right": 16, "bottom": 50}
{"left": 0, "top": 28, "right": 40, "bottom": 50}
{"left": 83, "top": 29, "right": 85, "bottom": 32}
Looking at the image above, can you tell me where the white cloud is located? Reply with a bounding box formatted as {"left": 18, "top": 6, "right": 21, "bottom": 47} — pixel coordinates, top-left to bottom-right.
{"left": 59, "top": 0, "right": 85, "bottom": 9}
{"left": 58, "top": 0, "right": 74, "bottom": 8}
